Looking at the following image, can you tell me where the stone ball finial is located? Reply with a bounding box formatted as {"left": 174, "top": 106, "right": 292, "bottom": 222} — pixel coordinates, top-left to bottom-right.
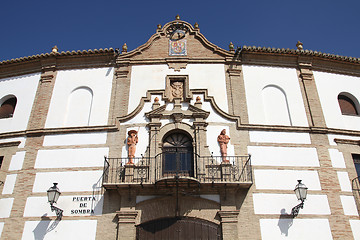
{"left": 196, "top": 96, "right": 201, "bottom": 102}
{"left": 52, "top": 46, "right": 58, "bottom": 53}
{"left": 194, "top": 22, "right": 199, "bottom": 29}
{"left": 175, "top": 14, "right": 180, "bottom": 20}
{"left": 229, "top": 42, "right": 234, "bottom": 51}
{"left": 157, "top": 24, "right": 162, "bottom": 30}
{"left": 122, "top": 43, "right": 128, "bottom": 53}
{"left": 154, "top": 97, "right": 159, "bottom": 102}
{"left": 296, "top": 41, "right": 303, "bottom": 50}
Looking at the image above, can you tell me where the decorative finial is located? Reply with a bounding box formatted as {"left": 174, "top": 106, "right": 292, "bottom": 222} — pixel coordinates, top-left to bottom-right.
{"left": 194, "top": 22, "right": 199, "bottom": 29}
{"left": 157, "top": 24, "right": 162, "bottom": 30}
{"left": 296, "top": 41, "right": 303, "bottom": 50}
{"left": 52, "top": 46, "right": 58, "bottom": 53}
{"left": 196, "top": 96, "right": 201, "bottom": 102}
{"left": 175, "top": 14, "right": 180, "bottom": 20}
{"left": 229, "top": 42, "right": 234, "bottom": 51}
{"left": 122, "top": 43, "right": 128, "bottom": 53}
{"left": 154, "top": 97, "right": 159, "bottom": 102}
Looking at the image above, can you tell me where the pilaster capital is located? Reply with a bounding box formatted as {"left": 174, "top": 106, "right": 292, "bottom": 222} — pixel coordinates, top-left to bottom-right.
{"left": 218, "top": 210, "right": 239, "bottom": 223}
{"left": 227, "top": 68, "right": 241, "bottom": 77}
{"left": 116, "top": 210, "right": 139, "bottom": 224}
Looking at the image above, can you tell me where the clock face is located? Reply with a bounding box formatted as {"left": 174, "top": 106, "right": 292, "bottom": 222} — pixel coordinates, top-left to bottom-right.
{"left": 170, "top": 29, "right": 185, "bottom": 41}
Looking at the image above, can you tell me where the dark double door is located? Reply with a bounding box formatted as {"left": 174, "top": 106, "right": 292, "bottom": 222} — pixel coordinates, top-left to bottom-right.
{"left": 136, "top": 217, "right": 221, "bottom": 240}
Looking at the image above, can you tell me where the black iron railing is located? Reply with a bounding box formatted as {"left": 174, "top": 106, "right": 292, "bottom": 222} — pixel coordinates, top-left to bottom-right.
{"left": 103, "top": 154, "right": 252, "bottom": 186}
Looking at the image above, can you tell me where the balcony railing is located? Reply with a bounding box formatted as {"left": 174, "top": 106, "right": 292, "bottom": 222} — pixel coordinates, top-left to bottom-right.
{"left": 103, "top": 154, "right": 252, "bottom": 188}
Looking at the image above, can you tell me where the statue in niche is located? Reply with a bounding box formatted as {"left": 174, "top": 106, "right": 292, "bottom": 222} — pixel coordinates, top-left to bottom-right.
{"left": 127, "top": 130, "right": 138, "bottom": 164}
{"left": 171, "top": 81, "right": 183, "bottom": 99}
{"left": 217, "top": 129, "right": 230, "bottom": 163}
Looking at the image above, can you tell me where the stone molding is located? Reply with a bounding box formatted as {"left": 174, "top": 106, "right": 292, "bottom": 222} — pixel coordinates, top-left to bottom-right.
{"left": 218, "top": 210, "right": 240, "bottom": 223}
{"left": 117, "top": 210, "right": 139, "bottom": 224}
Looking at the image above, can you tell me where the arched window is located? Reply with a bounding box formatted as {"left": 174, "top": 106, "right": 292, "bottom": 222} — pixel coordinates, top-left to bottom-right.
{"left": 64, "top": 87, "right": 93, "bottom": 126}
{"left": 338, "top": 93, "right": 359, "bottom": 116}
{"left": 0, "top": 96, "right": 17, "bottom": 119}
{"left": 262, "top": 85, "right": 292, "bottom": 125}
{"left": 162, "top": 131, "right": 194, "bottom": 177}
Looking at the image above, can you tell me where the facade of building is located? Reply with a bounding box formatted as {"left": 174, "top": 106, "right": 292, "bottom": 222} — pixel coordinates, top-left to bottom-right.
{"left": 1, "top": 16, "right": 360, "bottom": 239}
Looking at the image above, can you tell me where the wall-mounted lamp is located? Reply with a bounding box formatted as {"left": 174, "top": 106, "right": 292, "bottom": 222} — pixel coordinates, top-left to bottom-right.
{"left": 47, "top": 183, "right": 63, "bottom": 219}
{"left": 291, "top": 180, "right": 308, "bottom": 217}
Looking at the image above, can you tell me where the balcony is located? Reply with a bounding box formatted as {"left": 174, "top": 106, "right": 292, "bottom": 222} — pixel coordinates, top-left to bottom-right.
{"left": 102, "top": 154, "right": 252, "bottom": 189}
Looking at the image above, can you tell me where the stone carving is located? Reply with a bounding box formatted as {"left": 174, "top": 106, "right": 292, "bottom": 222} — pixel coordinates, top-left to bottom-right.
{"left": 171, "top": 81, "right": 183, "bottom": 98}
{"left": 217, "top": 129, "right": 230, "bottom": 163}
{"left": 127, "top": 130, "right": 138, "bottom": 164}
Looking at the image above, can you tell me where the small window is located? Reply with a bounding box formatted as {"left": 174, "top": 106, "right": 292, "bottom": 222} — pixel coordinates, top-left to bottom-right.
{"left": 0, "top": 156, "right": 3, "bottom": 169}
{"left": 352, "top": 154, "right": 360, "bottom": 178}
{"left": 338, "top": 94, "right": 359, "bottom": 116}
{"left": 0, "top": 97, "right": 17, "bottom": 119}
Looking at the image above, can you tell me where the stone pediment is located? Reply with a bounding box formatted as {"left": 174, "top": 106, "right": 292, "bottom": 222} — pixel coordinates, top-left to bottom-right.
{"left": 117, "top": 17, "right": 233, "bottom": 62}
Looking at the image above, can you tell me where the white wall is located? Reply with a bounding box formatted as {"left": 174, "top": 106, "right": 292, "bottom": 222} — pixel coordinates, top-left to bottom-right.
{"left": 254, "top": 169, "right": 321, "bottom": 190}
{"left": 8, "top": 151, "right": 25, "bottom": 171}
{"left": 260, "top": 219, "right": 332, "bottom": 240}
{"left": 340, "top": 195, "right": 359, "bottom": 215}
{"left": 128, "top": 64, "right": 228, "bottom": 114}
{"left": 350, "top": 220, "right": 360, "bottom": 240}
{"left": 0, "top": 198, "right": 14, "bottom": 218}
{"left": 243, "top": 65, "right": 308, "bottom": 126}
{"left": 0, "top": 137, "right": 26, "bottom": 148}
{"left": 24, "top": 195, "right": 103, "bottom": 217}
{"left": 328, "top": 134, "right": 360, "bottom": 146}
{"left": 22, "top": 220, "right": 97, "bottom": 240}
{"left": 0, "top": 222, "right": 3, "bottom": 238}
{"left": 32, "top": 171, "right": 102, "bottom": 193}
{"left": 2, "top": 174, "right": 17, "bottom": 195}
{"left": 0, "top": 73, "right": 40, "bottom": 133}
{"left": 337, "top": 172, "right": 352, "bottom": 192}
{"left": 249, "top": 146, "right": 319, "bottom": 167}
{"left": 45, "top": 68, "right": 113, "bottom": 128}
{"left": 328, "top": 149, "right": 346, "bottom": 168}
{"left": 249, "top": 131, "right": 311, "bottom": 144}
{"left": 253, "top": 193, "right": 330, "bottom": 215}
{"left": 35, "top": 147, "right": 108, "bottom": 169}
{"left": 314, "top": 71, "right": 360, "bottom": 130}
{"left": 43, "top": 132, "right": 107, "bottom": 146}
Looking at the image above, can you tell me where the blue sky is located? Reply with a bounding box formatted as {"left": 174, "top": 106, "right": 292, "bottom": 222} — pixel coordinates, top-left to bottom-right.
{"left": 1, "top": 0, "right": 359, "bottom": 61}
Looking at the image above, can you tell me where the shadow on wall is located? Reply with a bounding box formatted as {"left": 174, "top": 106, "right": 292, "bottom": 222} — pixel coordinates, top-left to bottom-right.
{"left": 33, "top": 214, "right": 61, "bottom": 240}
{"left": 278, "top": 208, "right": 293, "bottom": 237}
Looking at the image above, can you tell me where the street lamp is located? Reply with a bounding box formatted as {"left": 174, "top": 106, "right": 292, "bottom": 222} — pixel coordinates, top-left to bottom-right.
{"left": 47, "top": 183, "right": 63, "bottom": 219}
{"left": 291, "top": 180, "right": 308, "bottom": 217}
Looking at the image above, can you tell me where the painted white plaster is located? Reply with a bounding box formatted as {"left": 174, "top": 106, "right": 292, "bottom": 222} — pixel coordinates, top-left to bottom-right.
{"left": 0, "top": 73, "right": 40, "bottom": 133}
{"left": 0, "top": 137, "right": 26, "bottom": 148}
{"left": 122, "top": 102, "right": 151, "bottom": 125}
{"left": 0, "top": 222, "right": 3, "bottom": 239}
{"left": 32, "top": 171, "right": 102, "bottom": 193}
{"left": 260, "top": 219, "right": 332, "bottom": 240}
{"left": 337, "top": 171, "right": 352, "bottom": 192}
{"left": 45, "top": 68, "right": 113, "bottom": 128}
{"left": 242, "top": 65, "right": 308, "bottom": 127}
{"left": 349, "top": 220, "right": 360, "bottom": 240}
{"left": 64, "top": 87, "right": 93, "bottom": 126}
{"left": 128, "top": 64, "right": 228, "bottom": 114}
{"left": 328, "top": 149, "right": 346, "bottom": 168}
{"left": 314, "top": 71, "right": 360, "bottom": 131}
{"left": 2, "top": 174, "right": 17, "bottom": 195}
{"left": 0, "top": 198, "right": 14, "bottom": 218}
{"left": 24, "top": 195, "right": 103, "bottom": 217}
{"left": 8, "top": 151, "right": 25, "bottom": 171}
{"left": 22, "top": 220, "right": 97, "bottom": 240}
{"left": 340, "top": 195, "right": 359, "bottom": 215}
{"left": 249, "top": 131, "right": 311, "bottom": 144}
{"left": 206, "top": 125, "right": 234, "bottom": 158}
{"left": 35, "top": 147, "right": 108, "bottom": 169}
{"left": 254, "top": 169, "right": 321, "bottom": 190}
{"left": 121, "top": 127, "right": 149, "bottom": 161}
{"left": 249, "top": 146, "right": 319, "bottom": 167}
{"left": 328, "top": 134, "right": 360, "bottom": 146}
{"left": 43, "top": 132, "right": 107, "bottom": 146}
{"left": 253, "top": 193, "right": 330, "bottom": 215}
{"left": 200, "top": 195, "right": 220, "bottom": 203}
{"left": 136, "top": 196, "right": 157, "bottom": 204}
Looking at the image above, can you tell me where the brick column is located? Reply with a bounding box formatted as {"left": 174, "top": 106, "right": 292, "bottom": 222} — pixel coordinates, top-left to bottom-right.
{"left": 218, "top": 210, "right": 240, "bottom": 240}
{"left": 116, "top": 210, "right": 139, "bottom": 240}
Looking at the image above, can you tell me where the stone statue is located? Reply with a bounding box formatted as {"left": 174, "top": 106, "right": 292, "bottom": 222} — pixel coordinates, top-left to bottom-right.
{"left": 127, "top": 130, "right": 138, "bottom": 164}
{"left": 217, "top": 129, "right": 230, "bottom": 163}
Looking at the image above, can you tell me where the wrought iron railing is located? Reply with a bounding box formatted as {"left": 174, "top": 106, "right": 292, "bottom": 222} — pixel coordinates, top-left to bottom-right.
{"left": 352, "top": 176, "right": 360, "bottom": 212}
{"left": 103, "top": 154, "right": 252, "bottom": 186}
